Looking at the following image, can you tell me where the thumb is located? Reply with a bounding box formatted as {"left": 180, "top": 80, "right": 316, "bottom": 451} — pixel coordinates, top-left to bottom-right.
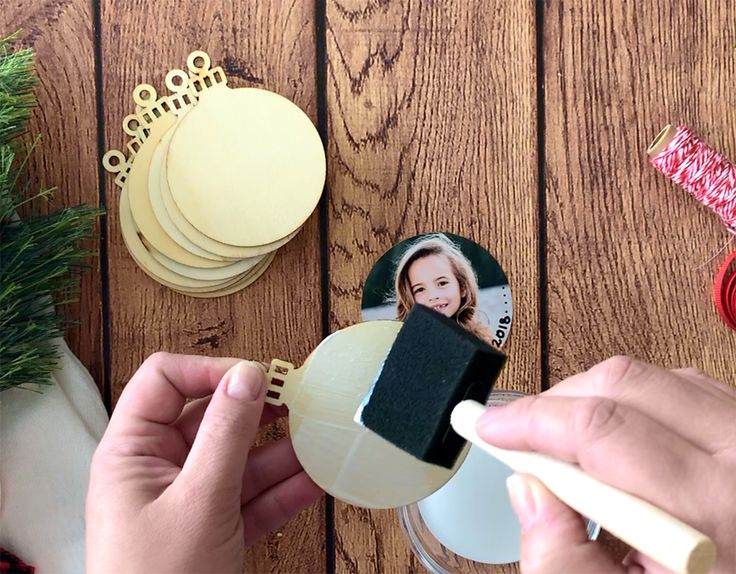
{"left": 507, "top": 474, "right": 629, "bottom": 574}
{"left": 180, "top": 361, "right": 266, "bottom": 497}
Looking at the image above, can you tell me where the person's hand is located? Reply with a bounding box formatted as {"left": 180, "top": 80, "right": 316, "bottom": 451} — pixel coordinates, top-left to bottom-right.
{"left": 86, "top": 353, "right": 323, "bottom": 573}
{"left": 477, "top": 357, "right": 736, "bottom": 574}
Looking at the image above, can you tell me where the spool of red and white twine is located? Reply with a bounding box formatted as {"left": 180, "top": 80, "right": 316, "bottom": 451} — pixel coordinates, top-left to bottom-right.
{"left": 648, "top": 125, "right": 736, "bottom": 330}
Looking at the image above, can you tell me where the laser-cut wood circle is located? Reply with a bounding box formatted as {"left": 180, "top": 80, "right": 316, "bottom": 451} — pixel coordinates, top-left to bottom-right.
{"left": 275, "top": 321, "right": 466, "bottom": 509}
{"left": 144, "top": 239, "right": 262, "bottom": 281}
{"left": 166, "top": 86, "right": 326, "bottom": 247}
{"left": 171, "top": 252, "right": 276, "bottom": 298}
{"left": 102, "top": 50, "right": 317, "bottom": 295}
{"left": 123, "top": 114, "right": 142, "bottom": 137}
{"left": 120, "top": 186, "right": 250, "bottom": 292}
{"left": 148, "top": 127, "right": 237, "bottom": 263}
{"left": 125, "top": 113, "right": 232, "bottom": 269}
{"left": 157, "top": 120, "right": 298, "bottom": 259}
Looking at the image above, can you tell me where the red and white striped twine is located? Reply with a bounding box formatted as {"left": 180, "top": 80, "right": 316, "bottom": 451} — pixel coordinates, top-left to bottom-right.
{"left": 650, "top": 126, "right": 736, "bottom": 232}
{"left": 650, "top": 125, "right": 736, "bottom": 330}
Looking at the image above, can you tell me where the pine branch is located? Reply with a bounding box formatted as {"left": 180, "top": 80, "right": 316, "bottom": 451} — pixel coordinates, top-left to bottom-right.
{"left": 0, "top": 32, "right": 36, "bottom": 143}
{"left": 0, "top": 33, "right": 103, "bottom": 392}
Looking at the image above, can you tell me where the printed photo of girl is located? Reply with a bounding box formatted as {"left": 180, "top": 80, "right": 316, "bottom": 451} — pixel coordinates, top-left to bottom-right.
{"left": 362, "top": 233, "right": 513, "bottom": 348}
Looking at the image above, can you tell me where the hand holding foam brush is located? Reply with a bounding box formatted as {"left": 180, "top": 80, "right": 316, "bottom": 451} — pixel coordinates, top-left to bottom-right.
{"left": 357, "top": 305, "right": 717, "bottom": 574}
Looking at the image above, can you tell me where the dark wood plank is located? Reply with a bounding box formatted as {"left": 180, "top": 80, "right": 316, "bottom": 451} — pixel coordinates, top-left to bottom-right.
{"left": 2, "top": 1, "right": 104, "bottom": 389}
{"left": 99, "top": 2, "right": 325, "bottom": 571}
{"left": 544, "top": 0, "right": 735, "bottom": 561}
{"left": 326, "top": 1, "right": 540, "bottom": 571}
{"left": 544, "top": 1, "right": 736, "bottom": 385}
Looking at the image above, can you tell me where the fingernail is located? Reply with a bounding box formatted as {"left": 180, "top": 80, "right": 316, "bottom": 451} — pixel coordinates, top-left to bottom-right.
{"left": 226, "top": 362, "right": 264, "bottom": 401}
{"left": 506, "top": 474, "right": 539, "bottom": 526}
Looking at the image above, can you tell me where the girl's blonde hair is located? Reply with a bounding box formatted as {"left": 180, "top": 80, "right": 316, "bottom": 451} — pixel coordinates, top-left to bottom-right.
{"left": 393, "top": 234, "right": 491, "bottom": 342}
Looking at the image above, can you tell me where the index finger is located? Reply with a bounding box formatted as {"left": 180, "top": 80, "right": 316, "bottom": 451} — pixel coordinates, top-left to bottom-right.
{"left": 476, "top": 395, "right": 712, "bottom": 526}
{"left": 110, "top": 352, "right": 243, "bottom": 429}
{"left": 545, "top": 357, "right": 736, "bottom": 452}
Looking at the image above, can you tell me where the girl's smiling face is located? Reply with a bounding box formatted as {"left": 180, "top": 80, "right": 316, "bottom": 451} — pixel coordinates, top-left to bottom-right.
{"left": 407, "top": 254, "right": 464, "bottom": 317}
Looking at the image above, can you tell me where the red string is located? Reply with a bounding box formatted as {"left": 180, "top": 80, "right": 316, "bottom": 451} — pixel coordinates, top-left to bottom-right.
{"left": 714, "top": 252, "right": 736, "bottom": 331}
{"left": 650, "top": 126, "right": 736, "bottom": 232}
{"left": 650, "top": 125, "right": 736, "bottom": 330}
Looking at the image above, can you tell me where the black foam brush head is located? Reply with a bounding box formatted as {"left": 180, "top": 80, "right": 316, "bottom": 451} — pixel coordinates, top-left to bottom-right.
{"left": 359, "top": 304, "right": 507, "bottom": 469}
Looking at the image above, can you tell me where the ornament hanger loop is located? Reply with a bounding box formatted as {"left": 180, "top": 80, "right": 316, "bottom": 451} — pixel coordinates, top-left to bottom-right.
{"left": 102, "top": 150, "right": 127, "bottom": 173}
{"left": 187, "top": 51, "right": 211, "bottom": 74}
{"left": 123, "top": 114, "right": 142, "bottom": 137}
{"left": 133, "top": 84, "right": 157, "bottom": 107}
{"left": 165, "top": 69, "right": 190, "bottom": 93}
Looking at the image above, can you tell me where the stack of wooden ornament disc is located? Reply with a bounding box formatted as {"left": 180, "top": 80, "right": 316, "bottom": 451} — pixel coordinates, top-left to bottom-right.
{"left": 103, "top": 51, "right": 326, "bottom": 297}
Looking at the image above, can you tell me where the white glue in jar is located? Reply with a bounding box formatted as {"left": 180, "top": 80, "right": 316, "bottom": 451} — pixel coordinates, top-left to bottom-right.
{"left": 398, "top": 390, "right": 600, "bottom": 573}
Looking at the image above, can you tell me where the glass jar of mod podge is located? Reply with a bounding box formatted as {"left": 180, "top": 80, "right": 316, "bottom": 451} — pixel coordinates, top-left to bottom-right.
{"left": 398, "top": 390, "right": 601, "bottom": 573}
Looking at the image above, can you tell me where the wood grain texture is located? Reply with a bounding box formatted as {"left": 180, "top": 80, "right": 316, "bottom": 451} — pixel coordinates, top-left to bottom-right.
{"left": 2, "top": 0, "right": 104, "bottom": 388}
{"left": 10, "top": 0, "right": 735, "bottom": 571}
{"left": 99, "top": 1, "right": 325, "bottom": 571}
{"left": 325, "top": 1, "right": 539, "bottom": 571}
{"left": 543, "top": 1, "right": 736, "bottom": 384}
{"left": 544, "top": 0, "right": 736, "bottom": 561}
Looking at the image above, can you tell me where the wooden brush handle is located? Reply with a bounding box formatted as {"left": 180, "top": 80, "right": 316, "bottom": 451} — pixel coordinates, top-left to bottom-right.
{"left": 450, "top": 400, "right": 716, "bottom": 574}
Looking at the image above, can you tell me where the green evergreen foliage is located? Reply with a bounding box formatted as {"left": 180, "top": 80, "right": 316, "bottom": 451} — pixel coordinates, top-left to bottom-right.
{"left": 0, "top": 33, "right": 102, "bottom": 392}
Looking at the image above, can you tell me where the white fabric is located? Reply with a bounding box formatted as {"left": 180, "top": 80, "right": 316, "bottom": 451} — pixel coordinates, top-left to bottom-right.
{"left": 0, "top": 339, "right": 108, "bottom": 573}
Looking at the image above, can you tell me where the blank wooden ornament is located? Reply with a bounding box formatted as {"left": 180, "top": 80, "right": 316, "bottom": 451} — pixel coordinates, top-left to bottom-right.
{"left": 147, "top": 128, "right": 235, "bottom": 263}
{"left": 120, "top": 186, "right": 252, "bottom": 292}
{"left": 143, "top": 239, "right": 263, "bottom": 281}
{"left": 102, "top": 52, "right": 296, "bottom": 295}
{"left": 166, "top": 85, "right": 326, "bottom": 247}
{"left": 170, "top": 252, "right": 276, "bottom": 299}
{"left": 159, "top": 131, "right": 299, "bottom": 259}
{"left": 263, "top": 321, "right": 465, "bottom": 509}
{"left": 125, "top": 108, "right": 231, "bottom": 269}
{"left": 102, "top": 72, "right": 198, "bottom": 190}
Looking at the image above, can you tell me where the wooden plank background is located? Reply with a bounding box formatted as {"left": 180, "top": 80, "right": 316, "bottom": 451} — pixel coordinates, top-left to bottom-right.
{"left": 325, "top": 2, "right": 538, "bottom": 572}
{"left": 544, "top": 1, "right": 736, "bottom": 384}
{"left": 3, "top": 0, "right": 734, "bottom": 572}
